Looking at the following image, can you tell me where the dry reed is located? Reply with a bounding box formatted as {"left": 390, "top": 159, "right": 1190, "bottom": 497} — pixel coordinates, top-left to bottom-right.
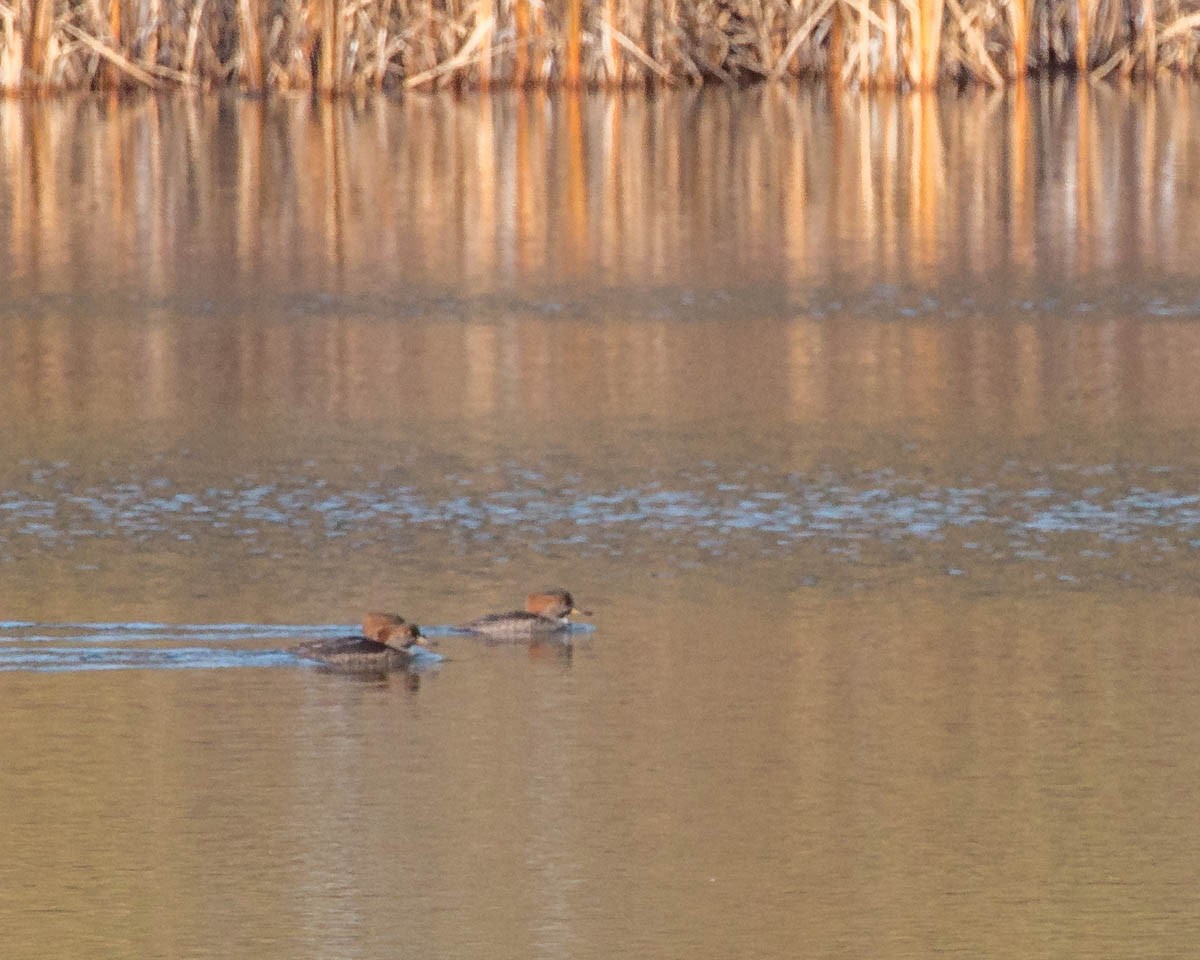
{"left": 0, "top": 0, "right": 1199, "bottom": 92}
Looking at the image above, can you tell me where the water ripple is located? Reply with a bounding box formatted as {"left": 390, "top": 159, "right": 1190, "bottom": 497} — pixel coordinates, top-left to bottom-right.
{"left": 2, "top": 460, "right": 1200, "bottom": 576}
{"left": 0, "top": 647, "right": 301, "bottom": 672}
{"left": 0, "top": 621, "right": 465, "bottom": 672}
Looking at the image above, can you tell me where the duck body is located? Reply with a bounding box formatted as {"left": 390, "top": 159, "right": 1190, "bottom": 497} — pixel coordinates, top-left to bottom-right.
{"left": 461, "top": 610, "right": 572, "bottom": 639}
{"left": 295, "top": 621, "right": 429, "bottom": 672}
{"left": 461, "top": 589, "right": 591, "bottom": 639}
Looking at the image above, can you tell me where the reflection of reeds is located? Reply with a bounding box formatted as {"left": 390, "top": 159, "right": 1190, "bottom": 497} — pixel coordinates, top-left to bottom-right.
{"left": 6, "top": 86, "right": 1200, "bottom": 435}
{"left": 7, "top": 80, "right": 1200, "bottom": 299}
{"left": 2, "top": 0, "right": 1200, "bottom": 91}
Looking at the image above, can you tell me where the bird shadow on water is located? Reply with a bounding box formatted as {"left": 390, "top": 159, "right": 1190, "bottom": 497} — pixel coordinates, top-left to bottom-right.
{"left": 302, "top": 663, "right": 433, "bottom": 691}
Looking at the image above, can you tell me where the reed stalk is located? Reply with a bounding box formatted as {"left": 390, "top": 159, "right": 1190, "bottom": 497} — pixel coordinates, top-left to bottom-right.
{"left": 375, "top": 0, "right": 392, "bottom": 89}
{"left": 606, "top": 0, "right": 622, "bottom": 83}
{"left": 643, "top": 0, "right": 661, "bottom": 67}
{"left": 1010, "top": 0, "right": 1028, "bottom": 79}
{"left": 920, "top": 0, "right": 944, "bottom": 86}
{"left": 27, "top": 0, "right": 54, "bottom": 86}
{"left": 565, "top": 0, "right": 583, "bottom": 86}
{"left": 514, "top": 0, "right": 531, "bottom": 83}
{"left": 771, "top": 0, "right": 835, "bottom": 78}
{"left": 531, "top": 0, "right": 547, "bottom": 84}
{"left": 317, "top": 0, "right": 340, "bottom": 91}
{"left": 608, "top": 20, "right": 673, "bottom": 78}
{"left": 1076, "top": 0, "right": 1089, "bottom": 70}
{"left": 477, "top": 0, "right": 492, "bottom": 88}
{"left": 1143, "top": 0, "right": 1157, "bottom": 71}
{"left": 402, "top": 14, "right": 494, "bottom": 86}
{"left": 882, "top": 0, "right": 898, "bottom": 84}
{"left": 102, "top": 0, "right": 123, "bottom": 88}
{"left": 828, "top": 0, "right": 845, "bottom": 81}
{"left": 238, "top": 0, "right": 265, "bottom": 91}
{"left": 183, "top": 0, "right": 207, "bottom": 78}
{"left": 945, "top": 0, "right": 1003, "bottom": 83}
{"left": 145, "top": 0, "right": 161, "bottom": 66}
{"left": 855, "top": 0, "right": 870, "bottom": 86}
{"left": 60, "top": 19, "right": 164, "bottom": 86}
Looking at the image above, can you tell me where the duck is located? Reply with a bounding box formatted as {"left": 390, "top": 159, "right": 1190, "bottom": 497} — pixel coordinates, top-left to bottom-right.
{"left": 460, "top": 589, "right": 591, "bottom": 639}
{"left": 294, "top": 614, "right": 430, "bottom": 672}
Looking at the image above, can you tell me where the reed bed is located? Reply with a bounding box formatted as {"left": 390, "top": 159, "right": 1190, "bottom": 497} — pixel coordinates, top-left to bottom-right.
{"left": 1, "top": 0, "right": 1199, "bottom": 92}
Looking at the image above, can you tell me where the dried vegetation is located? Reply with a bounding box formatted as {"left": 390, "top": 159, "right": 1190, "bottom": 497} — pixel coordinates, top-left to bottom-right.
{"left": 1, "top": 0, "right": 1199, "bottom": 92}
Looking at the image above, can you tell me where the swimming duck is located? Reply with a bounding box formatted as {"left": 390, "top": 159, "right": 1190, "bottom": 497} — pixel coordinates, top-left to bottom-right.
{"left": 295, "top": 621, "right": 429, "bottom": 672}
{"left": 461, "top": 589, "right": 591, "bottom": 639}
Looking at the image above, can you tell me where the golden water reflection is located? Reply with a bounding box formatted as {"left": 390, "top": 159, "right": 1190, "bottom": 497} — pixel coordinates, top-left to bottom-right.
{"left": 6, "top": 309, "right": 1200, "bottom": 458}
{"left": 2, "top": 82, "right": 1200, "bottom": 458}
{"left": 3, "top": 82, "right": 1200, "bottom": 297}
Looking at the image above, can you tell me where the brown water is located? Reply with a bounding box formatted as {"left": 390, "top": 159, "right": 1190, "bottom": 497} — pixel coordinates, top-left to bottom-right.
{"left": 3, "top": 82, "right": 1200, "bottom": 958}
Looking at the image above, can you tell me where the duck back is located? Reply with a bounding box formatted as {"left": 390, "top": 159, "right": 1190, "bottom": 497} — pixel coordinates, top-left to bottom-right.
{"left": 294, "top": 635, "right": 416, "bottom": 671}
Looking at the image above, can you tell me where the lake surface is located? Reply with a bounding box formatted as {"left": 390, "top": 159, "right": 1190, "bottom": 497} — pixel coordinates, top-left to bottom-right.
{"left": 3, "top": 82, "right": 1200, "bottom": 958}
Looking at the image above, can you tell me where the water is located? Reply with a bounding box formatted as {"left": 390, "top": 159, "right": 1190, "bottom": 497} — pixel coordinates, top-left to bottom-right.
{"left": 3, "top": 83, "right": 1200, "bottom": 958}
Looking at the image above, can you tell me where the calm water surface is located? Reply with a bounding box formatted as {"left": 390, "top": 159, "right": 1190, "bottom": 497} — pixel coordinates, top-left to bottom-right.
{"left": 3, "top": 83, "right": 1200, "bottom": 958}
